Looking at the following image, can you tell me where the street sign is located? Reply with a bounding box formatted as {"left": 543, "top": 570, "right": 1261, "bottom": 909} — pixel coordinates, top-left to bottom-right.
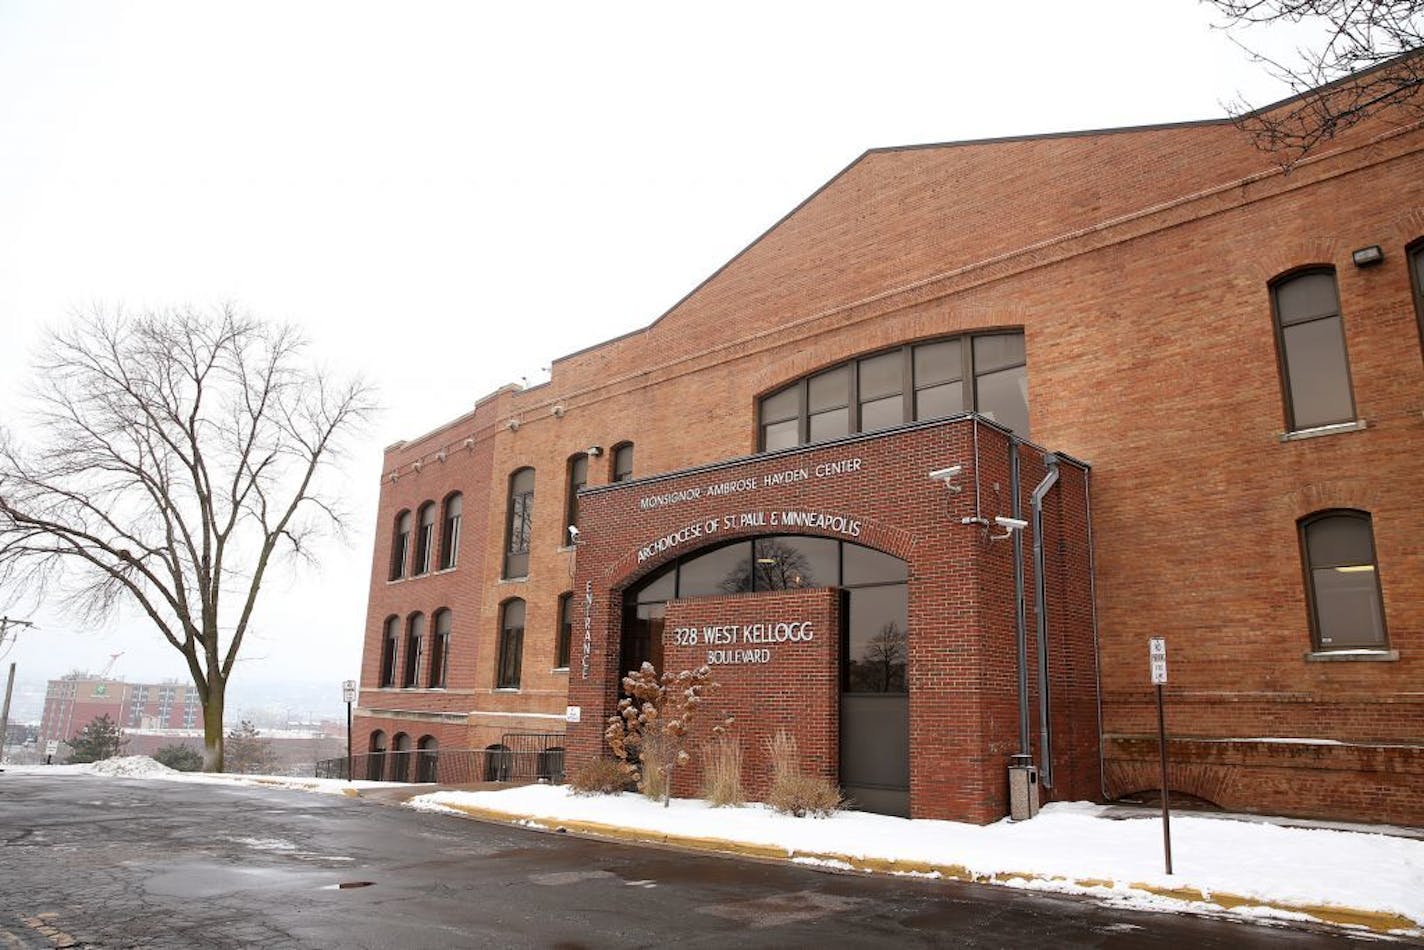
{"left": 45, "top": 740, "right": 58, "bottom": 757}
{"left": 565, "top": 705, "right": 581, "bottom": 724}
{"left": 1149, "top": 637, "right": 1167, "bottom": 684}
{"left": 341, "top": 680, "right": 357, "bottom": 703}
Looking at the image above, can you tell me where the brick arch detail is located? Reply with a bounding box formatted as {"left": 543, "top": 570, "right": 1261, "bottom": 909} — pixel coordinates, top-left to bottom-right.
{"left": 599, "top": 518, "right": 917, "bottom": 592}
{"left": 1382, "top": 207, "right": 1424, "bottom": 244}
{"left": 1105, "top": 759, "right": 1230, "bottom": 809}
{"left": 1274, "top": 480, "right": 1384, "bottom": 523}
{"left": 1246, "top": 239, "right": 1344, "bottom": 284}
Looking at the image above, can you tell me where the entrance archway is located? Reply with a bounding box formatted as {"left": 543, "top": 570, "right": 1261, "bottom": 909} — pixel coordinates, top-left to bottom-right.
{"left": 621, "top": 534, "right": 910, "bottom": 816}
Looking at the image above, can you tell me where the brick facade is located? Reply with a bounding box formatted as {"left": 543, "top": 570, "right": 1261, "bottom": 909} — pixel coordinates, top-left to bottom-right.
{"left": 356, "top": 78, "right": 1424, "bottom": 825}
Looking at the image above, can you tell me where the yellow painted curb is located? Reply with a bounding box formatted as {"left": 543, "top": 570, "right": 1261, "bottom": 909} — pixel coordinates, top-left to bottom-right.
{"left": 432, "top": 803, "right": 1420, "bottom": 936}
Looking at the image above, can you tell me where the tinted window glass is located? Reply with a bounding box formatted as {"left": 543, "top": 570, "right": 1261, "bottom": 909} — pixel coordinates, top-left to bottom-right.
{"left": 915, "top": 382, "right": 964, "bottom": 421}
{"left": 972, "top": 333, "right": 1026, "bottom": 373}
{"left": 635, "top": 567, "right": 677, "bottom": 603}
{"left": 843, "top": 543, "right": 908, "bottom": 585}
{"left": 860, "top": 395, "right": 902, "bottom": 432}
{"left": 678, "top": 541, "right": 753, "bottom": 597}
{"left": 845, "top": 584, "right": 909, "bottom": 693}
{"left": 761, "top": 384, "right": 799, "bottom": 422}
{"left": 1282, "top": 318, "right": 1353, "bottom": 428}
{"left": 808, "top": 366, "right": 849, "bottom": 412}
{"left": 914, "top": 339, "right": 962, "bottom": 386}
{"left": 763, "top": 419, "right": 800, "bottom": 451}
{"left": 1277, "top": 272, "right": 1339, "bottom": 325}
{"left": 809, "top": 406, "right": 850, "bottom": 443}
{"left": 1304, "top": 513, "right": 1386, "bottom": 650}
{"left": 975, "top": 364, "right": 1030, "bottom": 438}
{"left": 752, "top": 536, "right": 839, "bottom": 590}
{"left": 858, "top": 351, "right": 902, "bottom": 401}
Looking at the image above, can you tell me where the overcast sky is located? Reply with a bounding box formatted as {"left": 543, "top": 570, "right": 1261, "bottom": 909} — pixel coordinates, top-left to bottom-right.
{"left": 0, "top": 2, "right": 1308, "bottom": 704}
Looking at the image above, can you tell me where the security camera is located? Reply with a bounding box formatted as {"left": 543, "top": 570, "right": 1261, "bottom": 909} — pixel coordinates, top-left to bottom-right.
{"left": 586, "top": 445, "right": 603, "bottom": 458}
{"left": 567, "top": 525, "right": 580, "bottom": 543}
{"left": 994, "top": 516, "right": 1029, "bottom": 532}
{"left": 928, "top": 465, "right": 962, "bottom": 481}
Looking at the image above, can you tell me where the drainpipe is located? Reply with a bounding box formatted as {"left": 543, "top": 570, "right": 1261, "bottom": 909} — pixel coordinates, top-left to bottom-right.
{"left": 1030, "top": 453, "right": 1060, "bottom": 788}
{"left": 1009, "top": 440, "right": 1030, "bottom": 762}
{"left": 1083, "top": 467, "right": 1109, "bottom": 803}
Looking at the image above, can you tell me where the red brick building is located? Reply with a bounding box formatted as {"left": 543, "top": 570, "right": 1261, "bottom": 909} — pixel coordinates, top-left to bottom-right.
{"left": 355, "top": 75, "right": 1424, "bottom": 825}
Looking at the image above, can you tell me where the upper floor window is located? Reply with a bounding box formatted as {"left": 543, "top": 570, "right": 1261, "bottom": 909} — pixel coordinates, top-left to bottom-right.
{"left": 757, "top": 331, "right": 1028, "bottom": 450}
{"left": 389, "top": 510, "right": 412, "bottom": 580}
{"left": 439, "top": 492, "right": 462, "bottom": 570}
{"left": 429, "top": 608, "right": 451, "bottom": 688}
{"left": 403, "top": 613, "right": 425, "bottom": 688}
{"left": 611, "top": 442, "right": 634, "bottom": 483}
{"left": 414, "top": 502, "right": 436, "bottom": 575}
{"left": 497, "top": 599, "right": 525, "bottom": 688}
{"left": 504, "top": 468, "right": 535, "bottom": 578}
{"left": 1272, "top": 269, "right": 1355, "bottom": 431}
{"left": 379, "top": 615, "right": 399, "bottom": 687}
{"left": 1410, "top": 240, "right": 1424, "bottom": 352}
{"left": 1300, "top": 510, "right": 1387, "bottom": 651}
{"left": 556, "top": 592, "right": 573, "bottom": 669}
{"left": 565, "top": 454, "right": 588, "bottom": 543}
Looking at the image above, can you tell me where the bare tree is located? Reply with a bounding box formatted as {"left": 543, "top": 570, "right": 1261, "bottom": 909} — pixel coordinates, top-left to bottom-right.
{"left": 0, "top": 306, "right": 374, "bottom": 771}
{"left": 1209, "top": 1, "right": 1424, "bottom": 165}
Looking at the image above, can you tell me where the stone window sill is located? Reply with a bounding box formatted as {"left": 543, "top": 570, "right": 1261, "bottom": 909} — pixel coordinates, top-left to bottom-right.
{"left": 1303, "top": 649, "right": 1398, "bottom": 662}
{"left": 1279, "top": 419, "right": 1367, "bottom": 442}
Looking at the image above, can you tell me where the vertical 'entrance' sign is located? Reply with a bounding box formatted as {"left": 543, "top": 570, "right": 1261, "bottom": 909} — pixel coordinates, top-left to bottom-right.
{"left": 1150, "top": 637, "right": 1172, "bottom": 875}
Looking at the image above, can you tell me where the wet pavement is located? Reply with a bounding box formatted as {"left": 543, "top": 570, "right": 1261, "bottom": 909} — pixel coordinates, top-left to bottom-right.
{"left": 0, "top": 774, "right": 1389, "bottom": 948}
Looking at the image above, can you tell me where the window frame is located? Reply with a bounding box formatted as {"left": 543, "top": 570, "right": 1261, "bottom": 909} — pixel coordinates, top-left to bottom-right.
{"left": 379, "top": 616, "right": 399, "bottom": 687}
{"left": 439, "top": 492, "right": 462, "bottom": 571}
{"left": 755, "top": 330, "right": 1027, "bottom": 450}
{"left": 413, "top": 501, "right": 436, "bottom": 575}
{"left": 402, "top": 612, "right": 425, "bottom": 689}
{"left": 1270, "top": 267, "right": 1358, "bottom": 432}
{"left": 1299, "top": 509, "right": 1388, "bottom": 652}
{"left": 564, "top": 453, "right": 588, "bottom": 545}
{"left": 556, "top": 591, "right": 573, "bottom": 669}
{"left": 389, "top": 509, "right": 412, "bottom": 581}
{"left": 1409, "top": 239, "right": 1424, "bottom": 356}
{"left": 429, "top": 608, "right": 452, "bottom": 689}
{"left": 503, "top": 467, "right": 535, "bottom": 579}
{"left": 611, "top": 442, "right": 634, "bottom": 483}
{"left": 497, "top": 599, "right": 525, "bottom": 689}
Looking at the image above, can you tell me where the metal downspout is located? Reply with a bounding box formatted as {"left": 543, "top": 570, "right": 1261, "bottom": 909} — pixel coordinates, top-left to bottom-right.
{"left": 1030, "top": 453, "right": 1060, "bottom": 787}
{"left": 1083, "top": 467, "right": 1109, "bottom": 802}
{"left": 1010, "top": 441, "right": 1030, "bottom": 759}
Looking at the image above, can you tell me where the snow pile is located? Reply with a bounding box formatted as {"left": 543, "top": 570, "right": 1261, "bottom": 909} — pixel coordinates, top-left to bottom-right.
{"left": 411, "top": 785, "right": 1424, "bottom": 933}
{"left": 85, "top": 755, "right": 179, "bottom": 777}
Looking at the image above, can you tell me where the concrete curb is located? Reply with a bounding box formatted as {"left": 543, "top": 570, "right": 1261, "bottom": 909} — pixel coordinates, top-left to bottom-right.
{"left": 429, "top": 802, "right": 1420, "bottom": 937}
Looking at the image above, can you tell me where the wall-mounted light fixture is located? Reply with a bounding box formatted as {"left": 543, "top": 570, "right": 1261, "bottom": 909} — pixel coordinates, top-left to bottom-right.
{"left": 1352, "top": 245, "right": 1384, "bottom": 267}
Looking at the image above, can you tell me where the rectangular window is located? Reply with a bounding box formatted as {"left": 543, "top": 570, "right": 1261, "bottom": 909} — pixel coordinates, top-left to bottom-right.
{"left": 504, "top": 469, "right": 535, "bottom": 578}
{"left": 973, "top": 334, "right": 1029, "bottom": 438}
{"left": 1410, "top": 243, "right": 1424, "bottom": 355}
{"left": 565, "top": 455, "right": 588, "bottom": 543}
{"left": 760, "top": 383, "right": 801, "bottom": 451}
{"left": 498, "top": 601, "right": 525, "bottom": 688}
{"left": 913, "top": 339, "right": 964, "bottom": 421}
{"left": 556, "top": 593, "right": 573, "bottom": 669}
{"left": 439, "top": 494, "right": 462, "bottom": 570}
{"left": 808, "top": 366, "right": 850, "bottom": 443}
{"left": 612, "top": 443, "right": 634, "bottom": 483}
{"left": 402, "top": 615, "right": 425, "bottom": 688}
{"left": 857, "top": 351, "right": 904, "bottom": 433}
{"left": 414, "top": 504, "right": 435, "bottom": 575}
{"left": 1303, "top": 512, "right": 1387, "bottom": 650}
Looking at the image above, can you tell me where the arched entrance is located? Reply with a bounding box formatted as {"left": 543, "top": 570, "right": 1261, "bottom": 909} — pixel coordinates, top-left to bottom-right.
{"left": 367, "top": 730, "right": 387, "bottom": 781}
{"left": 416, "top": 735, "right": 439, "bottom": 783}
{"left": 621, "top": 534, "right": 910, "bottom": 816}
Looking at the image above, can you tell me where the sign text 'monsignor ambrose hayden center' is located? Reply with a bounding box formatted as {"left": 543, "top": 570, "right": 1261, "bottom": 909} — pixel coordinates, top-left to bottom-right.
{"left": 354, "top": 66, "right": 1424, "bottom": 827}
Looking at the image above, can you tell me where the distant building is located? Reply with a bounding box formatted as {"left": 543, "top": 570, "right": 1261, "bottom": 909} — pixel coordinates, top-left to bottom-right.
{"left": 37, "top": 675, "right": 202, "bottom": 745}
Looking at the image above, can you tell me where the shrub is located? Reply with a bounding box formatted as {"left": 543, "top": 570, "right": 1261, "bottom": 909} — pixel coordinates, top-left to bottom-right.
{"left": 153, "top": 743, "right": 203, "bottom": 772}
{"left": 700, "top": 718, "right": 743, "bottom": 807}
{"left": 605, "top": 662, "right": 717, "bottom": 805}
{"left": 764, "top": 729, "right": 843, "bottom": 818}
{"left": 568, "top": 757, "right": 632, "bottom": 796}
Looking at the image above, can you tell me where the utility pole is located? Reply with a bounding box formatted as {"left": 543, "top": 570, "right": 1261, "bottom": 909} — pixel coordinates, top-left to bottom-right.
{"left": 0, "top": 617, "right": 37, "bottom": 767}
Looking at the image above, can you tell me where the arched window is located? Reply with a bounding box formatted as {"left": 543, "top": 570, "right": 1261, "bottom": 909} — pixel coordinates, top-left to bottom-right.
{"left": 564, "top": 453, "right": 588, "bottom": 544}
{"left": 414, "top": 501, "right": 436, "bottom": 575}
{"left": 1301, "top": 511, "right": 1387, "bottom": 650}
{"left": 402, "top": 613, "right": 425, "bottom": 688}
{"left": 439, "top": 492, "right": 462, "bottom": 570}
{"left": 611, "top": 442, "right": 634, "bottom": 483}
{"left": 497, "top": 599, "right": 525, "bottom": 689}
{"left": 379, "top": 616, "right": 399, "bottom": 687}
{"left": 1272, "top": 269, "right": 1356, "bottom": 431}
{"left": 556, "top": 592, "right": 574, "bottom": 669}
{"left": 389, "top": 510, "right": 412, "bottom": 580}
{"left": 757, "top": 330, "right": 1028, "bottom": 450}
{"left": 367, "top": 730, "right": 387, "bottom": 781}
{"left": 416, "top": 736, "right": 439, "bottom": 783}
{"left": 429, "top": 608, "right": 452, "bottom": 689}
{"left": 504, "top": 468, "right": 535, "bottom": 578}
{"left": 390, "top": 732, "right": 412, "bottom": 782}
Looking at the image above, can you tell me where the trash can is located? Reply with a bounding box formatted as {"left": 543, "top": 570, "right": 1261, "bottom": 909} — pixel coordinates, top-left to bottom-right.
{"left": 1009, "top": 762, "right": 1040, "bottom": 821}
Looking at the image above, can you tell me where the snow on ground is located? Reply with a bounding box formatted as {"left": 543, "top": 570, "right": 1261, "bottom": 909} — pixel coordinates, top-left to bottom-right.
{"left": 5, "top": 757, "right": 405, "bottom": 795}
{"left": 411, "top": 785, "right": 1424, "bottom": 935}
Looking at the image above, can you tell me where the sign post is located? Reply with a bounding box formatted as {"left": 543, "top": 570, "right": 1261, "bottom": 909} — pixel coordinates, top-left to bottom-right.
{"left": 341, "top": 679, "right": 357, "bottom": 782}
{"left": 1149, "top": 637, "right": 1172, "bottom": 875}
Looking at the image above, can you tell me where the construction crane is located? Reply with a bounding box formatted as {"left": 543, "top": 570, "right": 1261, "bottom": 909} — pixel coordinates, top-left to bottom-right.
{"left": 98, "top": 652, "right": 124, "bottom": 679}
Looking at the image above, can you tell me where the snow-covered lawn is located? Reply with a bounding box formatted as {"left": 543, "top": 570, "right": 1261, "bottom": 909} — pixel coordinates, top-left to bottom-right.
{"left": 10, "top": 758, "right": 1421, "bottom": 936}
{"left": 412, "top": 784, "right": 1424, "bottom": 937}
